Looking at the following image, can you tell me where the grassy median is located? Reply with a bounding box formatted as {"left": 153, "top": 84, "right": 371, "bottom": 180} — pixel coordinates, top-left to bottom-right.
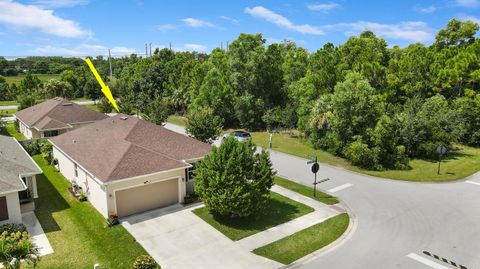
{"left": 253, "top": 213, "right": 349, "bottom": 264}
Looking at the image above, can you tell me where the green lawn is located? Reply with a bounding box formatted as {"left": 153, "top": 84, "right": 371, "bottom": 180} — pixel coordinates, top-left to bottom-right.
{"left": 253, "top": 213, "right": 349, "bottom": 264}
{"left": 4, "top": 74, "right": 60, "bottom": 85}
{"left": 3, "top": 121, "right": 26, "bottom": 141}
{"left": 33, "top": 156, "right": 152, "bottom": 269}
{"left": 0, "top": 100, "right": 18, "bottom": 106}
{"left": 275, "top": 176, "right": 338, "bottom": 205}
{"left": 167, "top": 115, "right": 187, "bottom": 126}
{"left": 193, "top": 192, "right": 314, "bottom": 241}
{"left": 81, "top": 103, "right": 100, "bottom": 112}
{"left": 0, "top": 108, "right": 17, "bottom": 116}
{"left": 252, "top": 131, "right": 480, "bottom": 182}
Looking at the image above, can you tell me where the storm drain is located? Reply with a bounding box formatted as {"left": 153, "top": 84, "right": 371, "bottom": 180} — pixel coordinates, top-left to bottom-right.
{"left": 422, "top": 251, "right": 467, "bottom": 269}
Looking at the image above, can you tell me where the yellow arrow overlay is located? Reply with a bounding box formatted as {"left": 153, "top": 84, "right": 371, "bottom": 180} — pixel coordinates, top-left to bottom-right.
{"left": 85, "top": 58, "right": 119, "bottom": 112}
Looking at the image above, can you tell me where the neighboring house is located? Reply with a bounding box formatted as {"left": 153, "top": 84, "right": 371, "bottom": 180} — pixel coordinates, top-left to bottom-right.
{"left": 0, "top": 135, "right": 42, "bottom": 225}
{"left": 49, "top": 114, "right": 211, "bottom": 218}
{"left": 14, "top": 97, "right": 109, "bottom": 139}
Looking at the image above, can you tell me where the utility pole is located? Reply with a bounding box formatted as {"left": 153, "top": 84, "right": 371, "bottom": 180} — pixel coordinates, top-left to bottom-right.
{"left": 145, "top": 44, "right": 148, "bottom": 57}
{"left": 226, "top": 41, "right": 229, "bottom": 52}
{"left": 149, "top": 43, "right": 152, "bottom": 57}
{"left": 108, "top": 49, "right": 113, "bottom": 78}
{"left": 169, "top": 42, "right": 172, "bottom": 51}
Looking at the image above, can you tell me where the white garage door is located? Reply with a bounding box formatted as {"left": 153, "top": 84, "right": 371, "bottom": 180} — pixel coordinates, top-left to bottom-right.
{"left": 116, "top": 178, "right": 179, "bottom": 217}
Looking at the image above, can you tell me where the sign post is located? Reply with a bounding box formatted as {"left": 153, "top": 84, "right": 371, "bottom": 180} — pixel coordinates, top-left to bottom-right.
{"left": 307, "top": 156, "right": 320, "bottom": 197}
{"left": 436, "top": 145, "right": 447, "bottom": 175}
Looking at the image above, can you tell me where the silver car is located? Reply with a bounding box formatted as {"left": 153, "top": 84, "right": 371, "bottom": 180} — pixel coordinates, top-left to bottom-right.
{"left": 223, "top": 130, "right": 252, "bottom": 142}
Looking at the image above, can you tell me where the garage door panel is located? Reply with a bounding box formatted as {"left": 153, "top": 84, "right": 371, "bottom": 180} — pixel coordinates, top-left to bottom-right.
{"left": 116, "top": 178, "right": 178, "bottom": 217}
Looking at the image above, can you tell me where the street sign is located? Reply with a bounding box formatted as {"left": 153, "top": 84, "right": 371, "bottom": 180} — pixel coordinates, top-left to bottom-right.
{"left": 437, "top": 145, "right": 447, "bottom": 155}
{"left": 311, "top": 162, "right": 319, "bottom": 173}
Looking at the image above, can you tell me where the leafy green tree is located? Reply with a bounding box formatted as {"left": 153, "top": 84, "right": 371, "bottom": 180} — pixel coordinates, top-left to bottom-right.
{"left": 0, "top": 76, "right": 8, "bottom": 101}
{"left": 192, "top": 67, "right": 236, "bottom": 124}
{"left": 43, "top": 79, "right": 73, "bottom": 99}
{"left": 144, "top": 95, "right": 170, "bottom": 125}
{"left": 19, "top": 74, "right": 41, "bottom": 93}
{"left": 194, "top": 137, "right": 275, "bottom": 218}
{"left": 83, "top": 76, "right": 100, "bottom": 102}
{"left": 17, "top": 94, "right": 37, "bottom": 110}
{"left": 234, "top": 93, "right": 265, "bottom": 131}
{"left": 453, "top": 94, "right": 480, "bottom": 146}
{"left": 186, "top": 106, "right": 223, "bottom": 144}
{"left": 434, "top": 19, "right": 479, "bottom": 50}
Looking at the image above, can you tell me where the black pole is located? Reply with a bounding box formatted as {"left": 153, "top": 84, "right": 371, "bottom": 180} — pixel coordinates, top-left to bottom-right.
{"left": 314, "top": 156, "right": 317, "bottom": 197}
{"left": 437, "top": 154, "right": 441, "bottom": 175}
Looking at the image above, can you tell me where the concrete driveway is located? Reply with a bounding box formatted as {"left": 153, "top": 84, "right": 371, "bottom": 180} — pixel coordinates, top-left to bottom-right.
{"left": 121, "top": 204, "right": 281, "bottom": 269}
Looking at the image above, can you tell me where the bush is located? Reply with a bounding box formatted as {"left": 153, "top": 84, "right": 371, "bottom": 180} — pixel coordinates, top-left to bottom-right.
{"left": 24, "top": 140, "right": 41, "bottom": 156}
{"left": 343, "top": 139, "right": 381, "bottom": 170}
{"left": 40, "top": 141, "right": 53, "bottom": 163}
{"left": 185, "top": 106, "right": 223, "bottom": 144}
{"left": 133, "top": 255, "right": 158, "bottom": 269}
{"left": 0, "top": 230, "right": 39, "bottom": 268}
{"left": 98, "top": 97, "right": 113, "bottom": 113}
{"left": 194, "top": 137, "right": 275, "bottom": 218}
{"left": 0, "top": 224, "right": 26, "bottom": 234}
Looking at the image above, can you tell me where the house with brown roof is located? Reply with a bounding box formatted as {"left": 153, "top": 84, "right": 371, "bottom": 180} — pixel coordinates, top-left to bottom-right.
{"left": 14, "top": 97, "right": 109, "bottom": 139}
{"left": 49, "top": 114, "right": 211, "bottom": 218}
{"left": 0, "top": 135, "right": 42, "bottom": 225}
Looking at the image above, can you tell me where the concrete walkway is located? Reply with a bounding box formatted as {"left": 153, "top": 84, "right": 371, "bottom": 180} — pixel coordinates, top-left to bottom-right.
{"left": 236, "top": 186, "right": 344, "bottom": 250}
{"left": 22, "top": 212, "right": 54, "bottom": 256}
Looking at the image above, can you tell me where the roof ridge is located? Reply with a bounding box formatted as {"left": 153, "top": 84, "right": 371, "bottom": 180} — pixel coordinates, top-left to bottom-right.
{"left": 105, "top": 142, "right": 135, "bottom": 180}
{"left": 30, "top": 98, "right": 64, "bottom": 126}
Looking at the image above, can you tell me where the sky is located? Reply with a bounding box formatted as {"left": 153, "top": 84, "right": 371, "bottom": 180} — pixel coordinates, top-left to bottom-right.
{"left": 0, "top": 0, "right": 479, "bottom": 58}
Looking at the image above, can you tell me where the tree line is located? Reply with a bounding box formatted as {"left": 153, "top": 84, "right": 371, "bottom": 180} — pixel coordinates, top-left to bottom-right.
{"left": 0, "top": 19, "right": 479, "bottom": 170}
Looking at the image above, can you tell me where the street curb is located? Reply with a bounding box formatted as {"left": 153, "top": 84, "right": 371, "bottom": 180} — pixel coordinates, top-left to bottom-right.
{"left": 279, "top": 197, "right": 358, "bottom": 268}
{"left": 273, "top": 173, "right": 358, "bottom": 269}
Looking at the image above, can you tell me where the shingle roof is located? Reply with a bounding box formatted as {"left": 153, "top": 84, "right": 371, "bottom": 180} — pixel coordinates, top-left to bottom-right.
{"left": 0, "top": 135, "right": 42, "bottom": 194}
{"left": 14, "top": 98, "right": 109, "bottom": 131}
{"left": 49, "top": 114, "right": 211, "bottom": 182}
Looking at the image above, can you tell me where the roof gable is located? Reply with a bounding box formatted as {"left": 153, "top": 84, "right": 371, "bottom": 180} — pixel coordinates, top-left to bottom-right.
{"left": 15, "top": 98, "right": 108, "bottom": 131}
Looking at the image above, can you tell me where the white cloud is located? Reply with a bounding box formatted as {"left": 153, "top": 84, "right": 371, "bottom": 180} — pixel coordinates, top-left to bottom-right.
{"left": 456, "top": 0, "right": 479, "bottom": 7}
{"left": 307, "top": 2, "right": 341, "bottom": 12}
{"left": 183, "top": 43, "right": 207, "bottom": 52}
{"left": 458, "top": 14, "right": 480, "bottom": 23}
{"left": 245, "top": 6, "right": 324, "bottom": 35}
{"left": 181, "top": 18, "right": 215, "bottom": 28}
{"left": 157, "top": 24, "right": 177, "bottom": 33}
{"left": 29, "top": 44, "right": 137, "bottom": 57}
{"left": 219, "top": 15, "right": 239, "bottom": 24}
{"left": 325, "top": 21, "right": 434, "bottom": 43}
{"left": 30, "top": 0, "right": 88, "bottom": 8}
{"left": 417, "top": 5, "right": 437, "bottom": 13}
{"left": 0, "top": 0, "right": 91, "bottom": 37}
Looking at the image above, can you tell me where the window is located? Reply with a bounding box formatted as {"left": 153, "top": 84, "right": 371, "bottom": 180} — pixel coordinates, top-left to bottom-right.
{"left": 0, "top": 196, "right": 8, "bottom": 221}
{"left": 74, "top": 163, "right": 78, "bottom": 178}
{"left": 43, "top": 130, "right": 59, "bottom": 137}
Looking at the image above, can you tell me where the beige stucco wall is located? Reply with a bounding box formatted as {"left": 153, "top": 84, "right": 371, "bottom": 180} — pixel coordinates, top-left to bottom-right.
{"left": 52, "top": 145, "right": 187, "bottom": 218}
{"left": 0, "top": 192, "right": 22, "bottom": 225}
{"left": 106, "top": 169, "right": 186, "bottom": 217}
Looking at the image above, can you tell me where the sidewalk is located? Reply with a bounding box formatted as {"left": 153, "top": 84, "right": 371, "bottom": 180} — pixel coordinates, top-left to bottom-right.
{"left": 236, "top": 185, "right": 345, "bottom": 250}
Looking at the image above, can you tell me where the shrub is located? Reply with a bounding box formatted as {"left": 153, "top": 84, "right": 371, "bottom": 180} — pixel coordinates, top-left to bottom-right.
{"left": 0, "top": 230, "right": 39, "bottom": 268}
{"left": 39, "top": 141, "right": 53, "bottom": 163}
{"left": 98, "top": 97, "right": 113, "bottom": 113}
{"left": 24, "top": 140, "right": 41, "bottom": 156}
{"left": 0, "top": 224, "right": 26, "bottom": 234}
{"left": 194, "top": 137, "right": 275, "bottom": 218}
{"left": 343, "top": 139, "right": 381, "bottom": 170}
{"left": 133, "top": 255, "right": 158, "bottom": 269}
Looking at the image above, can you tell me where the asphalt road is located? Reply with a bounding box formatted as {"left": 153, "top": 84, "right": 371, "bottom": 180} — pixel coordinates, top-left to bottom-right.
{"left": 165, "top": 123, "right": 480, "bottom": 269}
